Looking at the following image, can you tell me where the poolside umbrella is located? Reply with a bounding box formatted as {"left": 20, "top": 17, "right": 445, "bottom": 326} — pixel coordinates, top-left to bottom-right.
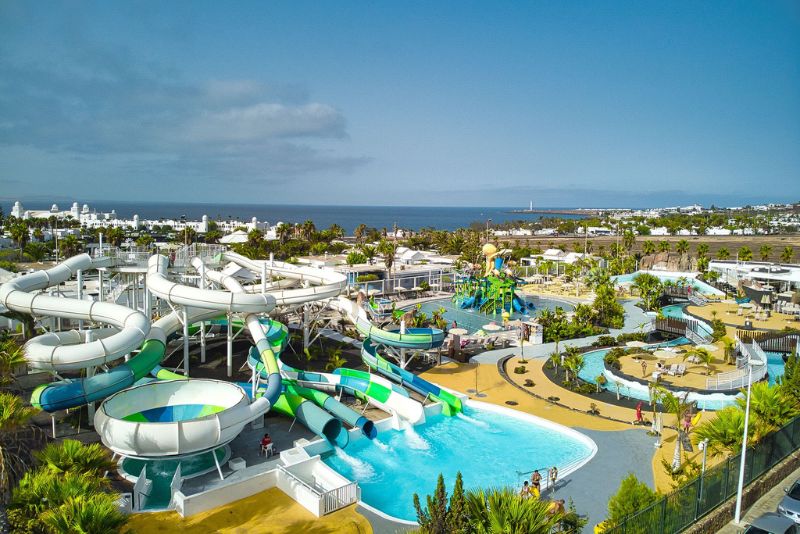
{"left": 626, "top": 341, "right": 647, "bottom": 348}
{"left": 696, "top": 344, "right": 719, "bottom": 352}
{"left": 653, "top": 350, "right": 676, "bottom": 360}
{"left": 367, "top": 289, "right": 381, "bottom": 296}
{"left": 760, "top": 294, "right": 772, "bottom": 310}
{"left": 483, "top": 323, "right": 502, "bottom": 332}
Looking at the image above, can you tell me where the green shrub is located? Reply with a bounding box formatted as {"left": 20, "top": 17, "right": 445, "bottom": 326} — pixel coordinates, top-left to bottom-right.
{"left": 605, "top": 473, "right": 660, "bottom": 527}
{"left": 356, "top": 274, "right": 379, "bottom": 282}
{"left": 593, "top": 335, "right": 618, "bottom": 347}
{"left": 513, "top": 366, "right": 527, "bottom": 374}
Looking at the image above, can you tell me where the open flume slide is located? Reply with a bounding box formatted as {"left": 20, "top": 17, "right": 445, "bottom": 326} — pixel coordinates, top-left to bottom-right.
{"left": 197, "top": 257, "right": 352, "bottom": 446}
{"left": 331, "top": 297, "right": 462, "bottom": 415}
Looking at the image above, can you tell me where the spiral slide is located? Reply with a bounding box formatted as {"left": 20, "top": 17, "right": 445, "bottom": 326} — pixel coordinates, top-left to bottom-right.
{"left": 94, "top": 254, "right": 279, "bottom": 458}
{"left": 331, "top": 297, "right": 462, "bottom": 415}
{"left": 0, "top": 254, "right": 156, "bottom": 412}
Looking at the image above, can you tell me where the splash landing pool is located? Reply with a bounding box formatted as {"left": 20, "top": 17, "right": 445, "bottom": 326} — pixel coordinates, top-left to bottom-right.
{"left": 322, "top": 401, "right": 596, "bottom": 522}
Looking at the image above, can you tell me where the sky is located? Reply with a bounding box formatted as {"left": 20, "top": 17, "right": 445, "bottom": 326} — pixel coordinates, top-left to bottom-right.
{"left": 0, "top": 1, "right": 798, "bottom": 208}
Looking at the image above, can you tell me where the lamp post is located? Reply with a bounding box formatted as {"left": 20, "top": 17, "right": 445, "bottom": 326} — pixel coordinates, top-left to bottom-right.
{"left": 734, "top": 362, "right": 755, "bottom": 524}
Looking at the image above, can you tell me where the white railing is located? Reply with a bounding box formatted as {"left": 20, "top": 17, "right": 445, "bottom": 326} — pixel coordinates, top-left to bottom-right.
{"left": 173, "top": 244, "right": 227, "bottom": 268}
{"left": 688, "top": 293, "right": 708, "bottom": 306}
{"left": 706, "top": 337, "right": 768, "bottom": 390}
{"left": 320, "top": 482, "right": 359, "bottom": 515}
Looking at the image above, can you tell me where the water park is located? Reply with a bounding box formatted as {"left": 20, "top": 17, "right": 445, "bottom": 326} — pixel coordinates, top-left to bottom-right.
{"left": 1, "top": 237, "right": 799, "bottom": 534}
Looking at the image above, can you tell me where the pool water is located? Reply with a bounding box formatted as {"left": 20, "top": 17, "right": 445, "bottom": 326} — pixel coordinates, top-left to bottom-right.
{"left": 323, "top": 406, "right": 594, "bottom": 522}
{"left": 660, "top": 304, "right": 714, "bottom": 338}
{"left": 766, "top": 351, "right": 786, "bottom": 386}
{"left": 121, "top": 447, "right": 228, "bottom": 509}
{"left": 416, "top": 296, "right": 574, "bottom": 334}
{"left": 612, "top": 272, "right": 724, "bottom": 296}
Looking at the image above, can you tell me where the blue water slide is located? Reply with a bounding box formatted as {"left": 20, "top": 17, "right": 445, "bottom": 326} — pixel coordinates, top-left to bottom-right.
{"left": 459, "top": 296, "right": 476, "bottom": 309}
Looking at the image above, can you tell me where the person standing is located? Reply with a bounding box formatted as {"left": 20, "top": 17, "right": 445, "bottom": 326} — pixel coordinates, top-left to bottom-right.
{"left": 549, "top": 466, "right": 558, "bottom": 489}
{"left": 531, "top": 470, "right": 542, "bottom": 492}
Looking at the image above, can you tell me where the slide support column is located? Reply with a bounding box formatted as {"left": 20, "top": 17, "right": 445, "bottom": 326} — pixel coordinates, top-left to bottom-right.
{"left": 199, "top": 267, "right": 206, "bottom": 363}
{"left": 77, "top": 269, "right": 83, "bottom": 330}
{"left": 183, "top": 306, "right": 190, "bottom": 376}
{"left": 227, "top": 312, "right": 233, "bottom": 377}
{"left": 303, "top": 304, "right": 310, "bottom": 351}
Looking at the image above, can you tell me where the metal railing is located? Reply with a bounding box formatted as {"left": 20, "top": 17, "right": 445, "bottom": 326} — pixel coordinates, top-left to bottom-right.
{"left": 705, "top": 337, "right": 767, "bottom": 390}
{"left": 320, "top": 482, "right": 359, "bottom": 515}
{"left": 688, "top": 293, "right": 708, "bottom": 307}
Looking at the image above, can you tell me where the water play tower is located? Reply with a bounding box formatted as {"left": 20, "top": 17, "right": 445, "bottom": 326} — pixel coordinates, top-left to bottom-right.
{"left": 453, "top": 243, "right": 531, "bottom": 316}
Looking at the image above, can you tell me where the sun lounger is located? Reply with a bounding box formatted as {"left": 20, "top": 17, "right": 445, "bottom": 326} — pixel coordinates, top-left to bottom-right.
{"left": 667, "top": 364, "right": 678, "bottom": 376}
{"left": 676, "top": 365, "right": 686, "bottom": 376}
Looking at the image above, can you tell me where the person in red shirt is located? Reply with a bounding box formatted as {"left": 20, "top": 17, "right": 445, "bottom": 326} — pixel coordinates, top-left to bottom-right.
{"left": 260, "top": 433, "right": 273, "bottom": 456}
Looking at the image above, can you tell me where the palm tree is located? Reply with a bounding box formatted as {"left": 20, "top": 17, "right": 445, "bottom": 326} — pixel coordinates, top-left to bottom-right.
{"left": 276, "top": 223, "right": 293, "bottom": 244}
{"left": 35, "top": 439, "right": 116, "bottom": 477}
{"left": 0, "top": 339, "right": 26, "bottom": 386}
{"left": 676, "top": 239, "right": 689, "bottom": 255}
{"left": 683, "top": 347, "right": 714, "bottom": 375}
{"left": 717, "top": 247, "right": 730, "bottom": 260}
{"left": 759, "top": 244, "right": 772, "bottom": 261}
{"left": 41, "top": 493, "right": 128, "bottom": 534}
{"left": 0, "top": 392, "right": 45, "bottom": 503}
{"left": 377, "top": 239, "right": 398, "bottom": 274}
{"left": 9, "top": 223, "right": 29, "bottom": 260}
{"left": 693, "top": 406, "right": 746, "bottom": 457}
{"left": 464, "top": 487, "right": 562, "bottom": 533}
{"left": 642, "top": 241, "right": 656, "bottom": 256}
{"left": 300, "top": 219, "right": 317, "bottom": 241}
{"left": 327, "top": 224, "right": 345, "bottom": 239}
{"left": 737, "top": 246, "right": 753, "bottom": 262}
{"left": 135, "top": 233, "right": 155, "bottom": 247}
{"left": 59, "top": 234, "right": 82, "bottom": 258}
{"left": 661, "top": 391, "right": 693, "bottom": 471}
{"left": 658, "top": 240, "right": 671, "bottom": 253}
{"left": 354, "top": 223, "right": 368, "bottom": 243}
{"left": 720, "top": 336, "right": 736, "bottom": 364}
{"left": 781, "top": 246, "right": 794, "bottom": 263}
{"left": 359, "top": 244, "right": 378, "bottom": 264}
{"left": 735, "top": 382, "right": 799, "bottom": 441}
{"left": 696, "top": 243, "right": 710, "bottom": 258}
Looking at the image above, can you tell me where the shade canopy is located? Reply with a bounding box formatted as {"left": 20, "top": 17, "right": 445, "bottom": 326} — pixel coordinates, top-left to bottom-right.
{"left": 626, "top": 341, "right": 647, "bottom": 348}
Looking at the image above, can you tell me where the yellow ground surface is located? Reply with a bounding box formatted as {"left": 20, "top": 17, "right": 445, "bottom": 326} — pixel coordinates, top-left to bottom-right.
{"left": 421, "top": 361, "right": 631, "bottom": 431}
{"left": 125, "top": 487, "right": 372, "bottom": 534}
{"left": 520, "top": 283, "right": 594, "bottom": 300}
{"left": 618, "top": 351, "right": 735, "bottom": 389}
{"left": 687, "top": 302, "right": 800, "bottom": 331}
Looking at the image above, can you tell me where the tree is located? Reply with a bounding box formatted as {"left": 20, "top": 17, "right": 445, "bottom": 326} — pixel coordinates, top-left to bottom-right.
{"left": 464, "top": 487, "right": 561, "bottom": 533}
{"left": 781, "top": 246, "right": 793, "bottom": 263}
{"left": 642, "top": 241, "right": 656, "bottom": 256}
{"left": 605, "top": 473, "right": 659, "bottom": 527}
{"left": 346, "top": 251, "right": 367, "bottom": 266}
{"left": 683, "top": 347, "right": 714, "bottom": 375}
{"left": 780, "top": 352, "right": 800, "bottom": 405}
{"left": 676, "top": 239, "right": 689, "bottom": 255}
{"left": 696, "top": 243, "right": 710, "bottom": 258}
{"left": 658, "top": 240, "right": 671, "bottom": 253}
{"left": 324, "top": 349, "right": 347, "bottom": 372}
{"left": 276, "top": 223, "right": 293, "bottom": 244}
{"left": 354, "top": 223, "right": 368, "bottom": 243}
{"left": 23, "top": 242, "right": 49, "bottom": 263}
{"left": 592, "top": 283, "right": 625, "bottom": 329}
{"left": 632, "top": 273, "right": 663, "bottom": 311}
{"left": 59, "top": 234, "right": 82, "bottom": 257}
{"left": 41, "top": 493, "right": 129, "bottom": 534}
{"left": 0, "top": 338, "right": 26, "bottom": 386}
{"left": 447, "top": 472, "right": 468, "bottom": 533}
{"left": 327, "top": 223, "right": 345, "bottom": 239}
{"left": 0, "top": 392, "right": 46, "bottom": 504}
{"left": 414, "top": 473, "right": 450, "bottom": 533}
{"left": 759, "top": 244, "right": 772, "bottom": 261}
{"left": 377, "top": 239, "right": 398, "bottom": 274}
{"left": 735, "top": 382, "right": 798, "bottom": 441}
{"left": 737, "top": 246, "right": 752, "bottom": 261}
{"left": 693, "top": 406, "right": 746, "bottom": 457}
{"left": 717, "top": 247, "right": 730, "bottom": 260}
{"left": 359, "top": 244, "right": 378, "bottom": 264}
{"left": 135, "top": 233, "right": 155, "bottom": 247}
{"left": 103, "top": 227, "right": 125, "bottom": 247}
{"left": 9, "top": 223, "right": 29, "bottom": 259}
{"left": 300, "top": 219, "right": 316, "bottom": 241}
{"left": 661, "top": 391, "right": 693, "bottom": 470}
{"left": 35, "top": 439, "right": 116, "bottom": 478}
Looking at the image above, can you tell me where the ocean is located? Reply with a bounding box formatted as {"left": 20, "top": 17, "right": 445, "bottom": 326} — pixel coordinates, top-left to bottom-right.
{"left": 3, "top": 200, "right": 586, "bottom": 234}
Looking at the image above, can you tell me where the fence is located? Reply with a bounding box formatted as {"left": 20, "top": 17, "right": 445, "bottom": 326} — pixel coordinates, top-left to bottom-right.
{"left": 654, "top": 316, "right": 712, "bottom": 344}
{"left": 320, "top": 482, "right": 359, "bottom": 515}
{"left": 604, "top": 414, "right": 800, "bottom": 534}
{"left": 736, "top": 330, "right": 798, "bottom": 353}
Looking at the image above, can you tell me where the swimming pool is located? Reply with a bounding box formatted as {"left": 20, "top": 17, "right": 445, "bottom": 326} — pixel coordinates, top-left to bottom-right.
{"left": 416, "top": 296, "right": 573, "bottom": 334}
{"left": 767, "top": 351, "right": 786, "bottom": 386}
{"left": 322, "top": 402, "right": 595, "bottom": 522}
{"left": 576, "top": 337, "right": 740, "bottom": 410}
{"left": 612, "top": 271, "right": 724, "bottom": 296}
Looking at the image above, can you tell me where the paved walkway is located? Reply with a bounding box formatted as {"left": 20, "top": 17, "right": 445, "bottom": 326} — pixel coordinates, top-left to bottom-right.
{"left": 717, "top": 463, "right": 800, "bottom": 533}
{"left": 472, "top": 299, "right": 652, "bottom": 364}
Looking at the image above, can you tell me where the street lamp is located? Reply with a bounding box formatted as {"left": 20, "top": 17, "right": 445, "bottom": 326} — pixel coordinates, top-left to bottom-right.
{"left": 734, "top": 361, "right": 756, "bottom": 524}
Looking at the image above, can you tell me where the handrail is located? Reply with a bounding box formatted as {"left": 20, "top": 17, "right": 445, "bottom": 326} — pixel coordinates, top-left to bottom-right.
{"left": 277, "top": 465, "right": 323, "bottom": 497}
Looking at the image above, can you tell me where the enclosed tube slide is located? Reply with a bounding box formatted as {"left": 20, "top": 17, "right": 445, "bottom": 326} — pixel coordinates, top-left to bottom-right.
{"left": 219, "top": 251, "right": 347, "bottom": 306}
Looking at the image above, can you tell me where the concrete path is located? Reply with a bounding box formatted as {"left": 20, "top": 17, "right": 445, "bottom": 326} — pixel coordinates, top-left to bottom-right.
{"left": 546, "top": 427, "right": 656, "bottom": 530}
{"left": 717, "top": 464, "right": 800, "bottom": 533}
{"left": 472, "top": 299, "right": 651, "bottom": 364}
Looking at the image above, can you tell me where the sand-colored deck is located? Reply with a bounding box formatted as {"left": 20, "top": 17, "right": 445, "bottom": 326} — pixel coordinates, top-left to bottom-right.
{"left": 617, "top": 351, "right": 736, "bottom": 389}
{"left": 520, "top": 283, "right": 594, "bottom": 300}
{"left": 125, "top": 487, "right": 371, "bottom": 534}
{"left": 687, "top": 301, "right": 800, "bottom": 331}
{"left": 421, "top": 361, "right": 631, "bottom": 431}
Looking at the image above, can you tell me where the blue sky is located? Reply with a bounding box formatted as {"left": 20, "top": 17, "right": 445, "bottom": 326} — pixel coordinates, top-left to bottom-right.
{"left": 0, "top": 1, "right": 798, "bottom": 207}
